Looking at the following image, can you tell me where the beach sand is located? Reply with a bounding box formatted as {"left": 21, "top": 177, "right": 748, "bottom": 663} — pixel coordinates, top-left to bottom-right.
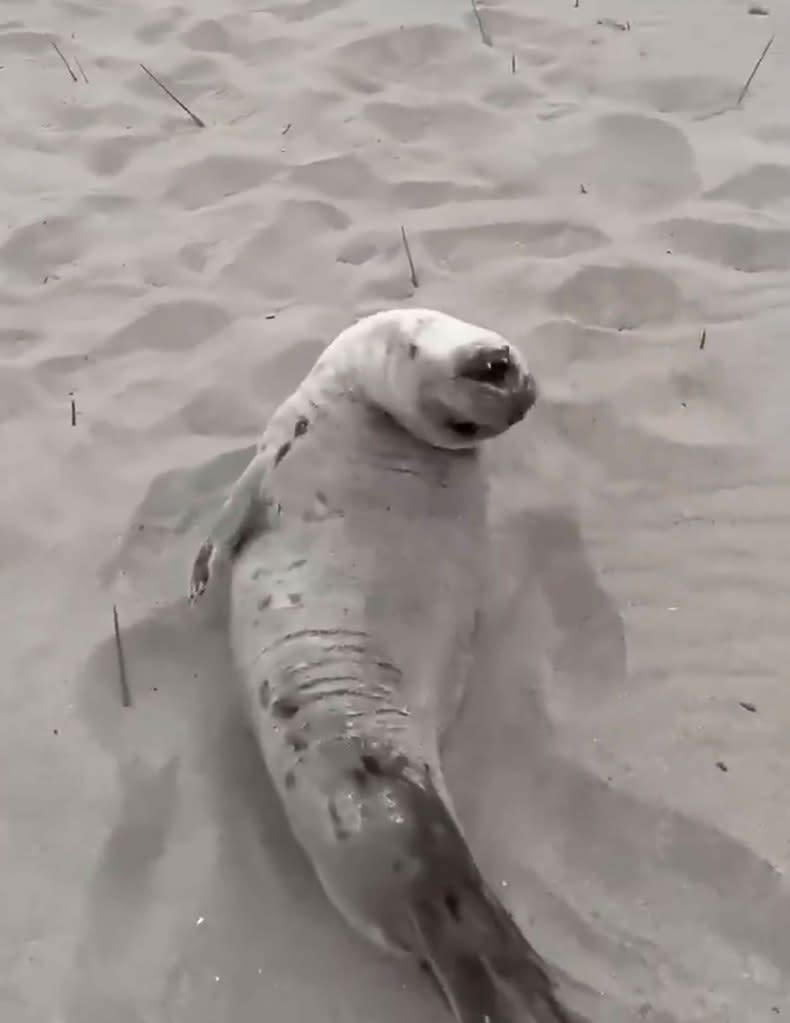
{"left": 2, "top": 1, "right": 789, "bottom": 1020}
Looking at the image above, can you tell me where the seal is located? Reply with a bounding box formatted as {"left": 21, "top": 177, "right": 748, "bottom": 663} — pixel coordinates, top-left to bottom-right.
{"left": 189, "top": 309, "right": 576, "bottom": 1023}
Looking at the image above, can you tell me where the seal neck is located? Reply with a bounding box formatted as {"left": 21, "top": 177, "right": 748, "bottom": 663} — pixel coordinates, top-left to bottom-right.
{"left": 311, "top": 316, "right": 405, "bottom": 421}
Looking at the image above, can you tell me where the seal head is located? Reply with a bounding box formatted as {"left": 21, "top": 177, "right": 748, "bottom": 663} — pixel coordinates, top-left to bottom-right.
{"left": 328, "top": 309, "right": 537, "bottom": 451}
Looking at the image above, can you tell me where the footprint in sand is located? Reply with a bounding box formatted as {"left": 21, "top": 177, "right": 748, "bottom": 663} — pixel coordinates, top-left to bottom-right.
{"left": 550, "top": 264, "right": 687, "bottom": 331}
{"left": 705, "top": 164, "right": 790, "bottom": 210}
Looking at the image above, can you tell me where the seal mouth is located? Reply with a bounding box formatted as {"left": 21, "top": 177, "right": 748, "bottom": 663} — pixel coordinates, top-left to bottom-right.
{"left": 462, "top": 357, "right": 511, "bottom": 387}
{"left": 457, "top": 346, "right": 514, "bottom": 389}
{"left": 446, "top": 420, "right": 481, "bottom": 440}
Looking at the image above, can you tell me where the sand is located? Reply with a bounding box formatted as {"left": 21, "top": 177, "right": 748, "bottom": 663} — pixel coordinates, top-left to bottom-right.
{"left": 2, "top": 1, "right": 789, "bottom": 1020}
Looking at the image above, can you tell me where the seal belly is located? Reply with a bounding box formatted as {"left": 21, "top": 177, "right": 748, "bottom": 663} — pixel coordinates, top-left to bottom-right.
{"left": 228, "top": 463, "right": 486, "bottom": 929}
{"left": 230, "top": 430, "right": 486, "bottom": 744}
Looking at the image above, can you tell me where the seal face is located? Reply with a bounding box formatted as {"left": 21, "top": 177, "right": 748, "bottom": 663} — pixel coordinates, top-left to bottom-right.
{"left": 190, "top": 310, "right": 574, "bottom": 1023}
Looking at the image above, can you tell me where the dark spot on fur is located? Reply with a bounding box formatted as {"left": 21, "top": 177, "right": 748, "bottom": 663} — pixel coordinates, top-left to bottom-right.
{"left": 361, "top": 753, "right": 382, "bottom": 775}
{"left": 408, "top": 342, "right": 418, "bottom": 359}
{"left": 358, "top": 748, "right": 413, "bottom": 783}
{"left": 272, "top": 697, "right": 299, "bottom": 719}
{"left": 274, "top": 441, "right": 291, "bottom": 467}
{"left": 315, "top": 489, "right": 328, "bottom": 504}
{"left": 294, "top": 416, "right": 309, "bottom": 437}
{"left": 287, "top": 593, "right": 302, "bottom": 605}
{"left": 284, "top": 769, "right": 296, "bottom": 789}
{"left": 287, "top": 732, "right": 307, "bottom": 752}
{"left": 259, "top": 680, "right": 271, "bottom": 709}
{"left": 258, "top": 594, "right": 272, "bottom": 611}
{"left": 444, "top": 891, "right": 461, "bottom": 921}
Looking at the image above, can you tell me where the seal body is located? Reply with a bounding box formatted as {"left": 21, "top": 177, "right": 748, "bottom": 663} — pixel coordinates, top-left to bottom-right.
{"left": 230, "top": 396, "right": 484, "bottom": 945}
{"left": 191, "top": 310, "right": 576, "bottom": 1023}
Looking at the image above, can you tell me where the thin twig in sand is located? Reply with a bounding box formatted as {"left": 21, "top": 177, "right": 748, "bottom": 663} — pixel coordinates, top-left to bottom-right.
{"left": 597, "top": 18, "right": 630, "bottom": 32}
{"left": 51, "top": 42, "right": 77, "bottom": 82}
{"left": 699, "top": 328, "right": 707, "bottom": 350}
{"left": 70, "top": 395, "right": 76, "bottom": 426}
{"left": 737, "top": 35, "right": 774, "bottom": 106}
{"left": 470, "top": 0, "right": 493, "bottom": 47}
{"left": 511, "top": 53, "right": 516, "bottom": 74}
{"left": 140, "top": 63, "right": 205, "bottom": 127}
{"left": 112, "top": 604, "right": 132, "bottom": 708}
{"left": 75, "top": 57, "right": 89, "bottom": 84}
{"left": 400, "top": 226, "right": 419, "bottom": 289}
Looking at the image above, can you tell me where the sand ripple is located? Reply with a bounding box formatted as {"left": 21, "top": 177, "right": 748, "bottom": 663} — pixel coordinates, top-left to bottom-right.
{"left": 2, "top": 2, "right": 789, "bottom": 1022}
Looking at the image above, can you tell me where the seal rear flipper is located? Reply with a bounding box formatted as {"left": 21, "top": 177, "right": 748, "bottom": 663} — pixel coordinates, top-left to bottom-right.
{"left": 417, "top": 939, "right": 502, "bottom": 1022}
{"left": 412, "top": 887, "right": 581, "bottom": 1023}
{"left": 392, "top": 776, "right": 581, "bottom": 1023}
{"left": 325, "top": 749, "right": 583, "bottom": 1022}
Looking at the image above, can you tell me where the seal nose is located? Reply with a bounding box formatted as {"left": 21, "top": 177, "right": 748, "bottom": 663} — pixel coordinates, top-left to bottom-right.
{"left": 507, "top": 372, "right": 538, "bottom": 425}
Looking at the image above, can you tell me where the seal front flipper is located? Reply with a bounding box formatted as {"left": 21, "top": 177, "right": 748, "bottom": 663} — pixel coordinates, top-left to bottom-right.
{"left": 189, "top": 448, "right": 271, "bottom": 601}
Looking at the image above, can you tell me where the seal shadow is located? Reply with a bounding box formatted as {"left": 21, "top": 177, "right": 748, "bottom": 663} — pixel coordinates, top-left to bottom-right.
{"left": 521, "top": 508, "right": 627, "bottom": 711}
{"left": 98, "top": 444, "right": 256, "bottom": 603}
{"left": 67, "top": 600, "right": 322, "bottom": 1022}
{"left": 443, "top": 505, "right": 789, "bottom": 1021}
{"left": 68, "top": 599, "right": 434, "bottom": 1023}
